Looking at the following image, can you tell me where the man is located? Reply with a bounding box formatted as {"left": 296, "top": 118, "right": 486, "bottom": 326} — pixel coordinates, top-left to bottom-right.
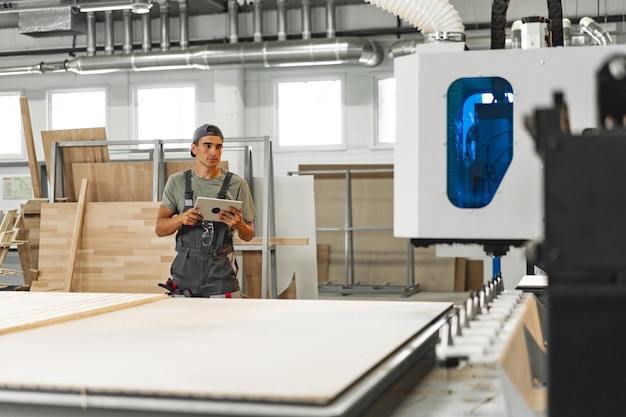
{"left": 156, "top": 124, "right": 256, "bottom": 297}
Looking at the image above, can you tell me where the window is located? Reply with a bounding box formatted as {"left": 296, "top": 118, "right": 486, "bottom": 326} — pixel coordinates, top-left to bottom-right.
{"left": 376, "top": 77, "right": 396, "bottom": 145}
{"left": 49, "top": 90, "right": 106, "bottom": 130}
{"left": 0, "top": 92, "right": 23, "bottom": 160}
{"left": 277, "top": 79, "right": 342, "bottom": 147}
{"left": 136, "top": 86, "right": 195, "bottom": 148}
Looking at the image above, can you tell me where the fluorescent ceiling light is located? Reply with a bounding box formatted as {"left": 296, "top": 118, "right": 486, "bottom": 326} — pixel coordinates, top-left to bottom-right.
{"left": 79, "top": 1, "right": 152, "bottom": 14}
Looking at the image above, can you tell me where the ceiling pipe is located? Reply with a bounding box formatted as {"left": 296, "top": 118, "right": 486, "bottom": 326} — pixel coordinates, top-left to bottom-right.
{"left": 252, "top": 0, "right": 263, "bottom": 42}
{"left": 86, "top": 11, "right": 96, "bottom": 56}
{"left": 276, "top": 0, "right": 286, "bottom": 41}
{"left": 159, "top": 0, "right": 170, "bottom": 51}
{"left": 227, "top": 0, "right": 238, "bottom": 43}
{"left": 54, "top": 37, "right": 382, "bottom": 74}
{"left": 104, "top": 10, "right": 115, "bottom": 55}
{"left": 178, "top": 0, "right": 189, "bottom": 50}
{"left": 141, "top": 11, "right": 152, "bottom": 52}
{"left": 301, "top": 0, "right": 311, "bottom": 40}
{"left": 123, "top": 9, "right": 133, "bottom": 54}
{"left": 325, "top": 0, "right": 335, "bottom": 38}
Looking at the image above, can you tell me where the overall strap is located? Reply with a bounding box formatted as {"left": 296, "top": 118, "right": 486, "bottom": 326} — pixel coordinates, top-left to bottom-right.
{"left": 217, "top": 172, "right": 233, "bottom": 199}
{"left": 184, "top": 169, "right": 194, "bottom": 211}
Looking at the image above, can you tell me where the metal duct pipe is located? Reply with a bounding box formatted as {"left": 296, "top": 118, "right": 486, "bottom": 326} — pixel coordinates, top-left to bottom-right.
{"left": 86, "top": 11, "right": 96, "bottom": 56}
{"left": 326, "top": 0, "right": 335, "bottom": 38}
{"left": 252, "top": 0, "right": 263, "bottom": 42}
{"left": 0, "top": 63, "right": 45, "bottom": 76}
{"left": 387, "top": 39, "right": 420, "bottom": 58}
{"left": 141, "top": 12, "right": 152, "bottom": 52}
{"left": 179, "top": 0, "right": 189, "bottom": 50}
{"left": 580, "top": 16, "right": 613, "bottom": 46}
{"left": 60, "top": 37, "right": 382, "bottom": 74}
{"left": 301, "top": 0, "right": 311, "bottom": 39}
{"left": 123, "top": 9, "right": 133, "bottom": 54}
{"left": 228, "top": 0, "right": 238, "bottom": 44}
{"left": 160, "top": 0, "right": 171, "bottom": 51}
{"left": 276, "top": 0, "right": 287, "bottom": 41}
{"left": 104, "top": 10, "right": 115, "bottom": 55}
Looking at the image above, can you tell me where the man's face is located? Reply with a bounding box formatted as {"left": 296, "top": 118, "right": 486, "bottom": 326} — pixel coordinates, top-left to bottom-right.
{"left": 193, "top": 135, "right": 223, "bottom": 167}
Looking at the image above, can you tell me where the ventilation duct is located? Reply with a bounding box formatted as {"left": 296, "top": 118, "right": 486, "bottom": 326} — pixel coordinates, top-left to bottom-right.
{"left": 0, "top": 37, "right": 382, "bottom": 76}
{"left": 0, "top": 0, "right": 383, "bottom": 76}
{"left": 18, "top": 6, "right": 85, "bottom": 37}
{"left": 64, "top": 37, "right": 382, "bottom": 73}
{"left": 364, "top": 0, "right": 464, "bottom": 38}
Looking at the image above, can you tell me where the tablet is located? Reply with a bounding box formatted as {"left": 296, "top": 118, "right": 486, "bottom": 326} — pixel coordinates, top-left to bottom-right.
{"left": 194, "top": 197, "right": 243, "bottom": 222}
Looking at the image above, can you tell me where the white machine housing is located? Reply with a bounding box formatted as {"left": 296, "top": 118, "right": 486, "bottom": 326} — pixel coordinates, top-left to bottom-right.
{"left": 394, "top": 42, "right": 626, "bottom": 242}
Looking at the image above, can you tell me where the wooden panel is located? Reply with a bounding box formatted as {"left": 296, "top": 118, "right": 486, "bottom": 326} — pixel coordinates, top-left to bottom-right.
{"left": 32, "top": 202, "right": 174, "bottom": 293}
{"left": 72, "top": 162, "right": 155, "bottom": 202}
{"left": 71, "top": 161, "right": 227, "bottom": 202}
{"left": 41, "top": 128, "right": 109, "bottom": 202}
{"left": 19, "top": 97, "right": 42, "bottom": 198}
{"left": 0, "top": 297, "right": 451, "bottom": 404}
{"left": 498, "top": 295, "right": 548, "bottom": 412}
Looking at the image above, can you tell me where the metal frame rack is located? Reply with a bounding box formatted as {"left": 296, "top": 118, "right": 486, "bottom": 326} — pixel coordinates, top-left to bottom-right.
{"left": 288, "top": 167, "right": 419, "bottom": 297}
{"left": 48, "top": 136, "right": 281, "bottom": 298}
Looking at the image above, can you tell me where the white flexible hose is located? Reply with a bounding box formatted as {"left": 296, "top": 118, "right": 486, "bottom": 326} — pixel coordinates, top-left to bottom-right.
{"left": 365, "top": 0, "right": 464, "bottom": 35}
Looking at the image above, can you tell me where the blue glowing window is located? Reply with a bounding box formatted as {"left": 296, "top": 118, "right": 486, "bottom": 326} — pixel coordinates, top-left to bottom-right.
{"left": 447, "top": 77, "right": 513, "bottom": 208}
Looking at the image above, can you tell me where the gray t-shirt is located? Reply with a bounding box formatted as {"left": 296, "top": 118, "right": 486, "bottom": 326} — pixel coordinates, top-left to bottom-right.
{"left": 161, "top": 168, "right": 256, "bottom": 224}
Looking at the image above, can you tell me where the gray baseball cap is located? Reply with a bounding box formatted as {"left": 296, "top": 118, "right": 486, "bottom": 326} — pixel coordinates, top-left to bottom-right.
{"left": 191, "top": 124, "right": 224, "bottom": 157}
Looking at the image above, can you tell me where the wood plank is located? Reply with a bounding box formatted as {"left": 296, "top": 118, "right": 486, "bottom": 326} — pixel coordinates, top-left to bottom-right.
{"left": 41, "top": 128, "right": 109, "bottom": 202}
{"left": 234, "top": 237, "right": 308, "bottom": 246}
{"left": 0, "top": 292, "right": 166, "bottom": 335}
{"left": 19, "top": 97, "right": 42, "bottom": 198}
{"left": 64, "top": 179, "right": 88, "bottom": 292}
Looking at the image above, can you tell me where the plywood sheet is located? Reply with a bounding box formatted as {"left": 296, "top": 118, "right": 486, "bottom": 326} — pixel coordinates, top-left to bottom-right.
{"left": 32, "top": 202, "right": 174, "bottom": 293}
{"left": 71, "top": 161, "right": 227, "bottom": 202}
{"left": 41, "top": 128, "right": 109, "bottom": 202}
{"left": 0, "top": 296, "right": 451, "bottom": 404}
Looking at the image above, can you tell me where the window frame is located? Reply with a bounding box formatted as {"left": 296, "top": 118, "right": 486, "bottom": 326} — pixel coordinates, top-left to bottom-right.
{"left": 373, "top": 74, "right": 396, "bottom": 149}
{"left": 132, "top": 82, "right": 197, "bottom": 152}
{"left": 0, "top": 90, "right": 26, "bottom": 161}
{"left": 47, "top": 87, "right": 108, "bottom": 131}
{"left": 273, "top": 73, "right": 346, "bottom": 152}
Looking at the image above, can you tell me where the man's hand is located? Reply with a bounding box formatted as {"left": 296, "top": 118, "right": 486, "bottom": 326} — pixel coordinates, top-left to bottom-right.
{"left": 180, "top": 208, "right": 203, "bottom": 226}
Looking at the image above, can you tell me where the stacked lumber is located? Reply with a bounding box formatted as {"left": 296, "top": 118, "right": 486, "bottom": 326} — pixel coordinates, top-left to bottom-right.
{"left": 31, "top": 202, "right": 175, "bottom": 293}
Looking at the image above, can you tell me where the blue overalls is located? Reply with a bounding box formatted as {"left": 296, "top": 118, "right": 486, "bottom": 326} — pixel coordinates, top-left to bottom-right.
{"left": 170, "top": 170, "right": 239, "bottom": 297}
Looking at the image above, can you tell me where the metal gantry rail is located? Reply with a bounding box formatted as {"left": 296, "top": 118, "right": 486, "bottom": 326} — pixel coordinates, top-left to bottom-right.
{"left": 288, "top": 167, "right": 419, "bottom": 296}
{"left": 48, "top": 136, "right": 280, "bottom": 298}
